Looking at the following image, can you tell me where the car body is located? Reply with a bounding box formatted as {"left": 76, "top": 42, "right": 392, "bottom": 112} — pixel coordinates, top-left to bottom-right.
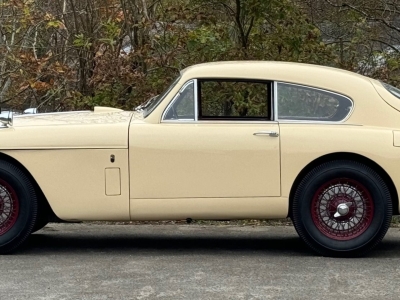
{"left": 1, "top": 61, "right": 400, "bottom": 256}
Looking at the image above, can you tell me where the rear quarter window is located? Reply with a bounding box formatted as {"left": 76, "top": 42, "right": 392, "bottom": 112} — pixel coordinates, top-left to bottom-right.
{"left": 381, "top": 82, "right": 400, "bottom": 99}
{"left": 277, "top": 83, "right": 353, "bottom": 122}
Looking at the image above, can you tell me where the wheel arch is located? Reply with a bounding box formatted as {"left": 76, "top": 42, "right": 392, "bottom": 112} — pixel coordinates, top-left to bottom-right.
{"left": 288, "top": 152, "right": 399, "bottom": 217}
{"left": 0, "top": 151, "right": 61, "bottom": 222}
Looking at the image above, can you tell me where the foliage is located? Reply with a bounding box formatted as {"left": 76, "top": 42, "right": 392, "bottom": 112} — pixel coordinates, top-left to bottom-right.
{"left": 200, "top": 81, "right": 268, "bottom": 117}
{"left": 0, "top": 0, "right": 400, "bottom": 112}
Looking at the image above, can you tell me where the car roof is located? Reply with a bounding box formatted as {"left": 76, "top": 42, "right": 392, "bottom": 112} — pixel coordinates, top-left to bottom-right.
{"left": 180, "top": 61, "right": 372, "bottom": 95}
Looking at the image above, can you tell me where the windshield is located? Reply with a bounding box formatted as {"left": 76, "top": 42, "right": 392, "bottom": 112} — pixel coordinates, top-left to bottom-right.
{"left": 137, "top": 76, "right": 181, "bottom": 118}
{"left": 381, "top": 82, "right": 400, "bottom": 99}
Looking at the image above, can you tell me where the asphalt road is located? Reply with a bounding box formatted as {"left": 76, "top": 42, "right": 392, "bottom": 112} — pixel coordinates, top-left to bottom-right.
{"left": 1, "top": 223, "right": 400, "bottom": 300}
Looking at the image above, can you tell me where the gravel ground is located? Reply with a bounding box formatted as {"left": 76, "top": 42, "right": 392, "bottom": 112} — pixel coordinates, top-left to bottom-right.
{"left": 1, "top": 223, "right": 400, "bottom": 299}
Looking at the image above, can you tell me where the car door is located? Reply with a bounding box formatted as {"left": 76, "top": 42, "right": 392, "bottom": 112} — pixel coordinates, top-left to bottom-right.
{"left": 129, "top": 79, "right": 281, "bottom": 199}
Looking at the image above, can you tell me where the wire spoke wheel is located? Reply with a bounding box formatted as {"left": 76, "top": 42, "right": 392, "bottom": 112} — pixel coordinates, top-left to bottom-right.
{"left": 0, "top": 160, "right": 38, "bottom": 254}
{"left": 0, "top": 179, "right": 19, "bottom": 236}
{"left": 292, "top": 160, "right": 392, "bottom": 257}
{"left": 311, "top": 178, "right": 374, "bottom": 241}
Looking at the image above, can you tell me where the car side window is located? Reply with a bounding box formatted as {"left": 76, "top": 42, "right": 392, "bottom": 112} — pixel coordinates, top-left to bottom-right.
{"left": 199, "top": 80, "right": 271, "bottom": 120}
{"left": 277, "top": 83, "right": 353, "bottom": 121}
{"left": 163, "top": 81, "right": 195, "bottom": 121}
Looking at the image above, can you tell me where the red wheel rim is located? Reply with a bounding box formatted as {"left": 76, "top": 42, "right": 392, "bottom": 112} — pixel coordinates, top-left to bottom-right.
{"left": 0, "top": 179, "right": 19, "bottom": 236}
{"left": 311, "top": 178, "right": 374, "bottom": 241}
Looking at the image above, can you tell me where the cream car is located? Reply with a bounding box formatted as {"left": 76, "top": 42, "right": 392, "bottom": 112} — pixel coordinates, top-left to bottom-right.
{"left": 1, "top": 61, "right": 399, "bottom": 256}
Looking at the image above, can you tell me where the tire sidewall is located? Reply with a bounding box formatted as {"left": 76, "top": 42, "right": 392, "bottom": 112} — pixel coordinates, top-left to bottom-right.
{"left": 295, "top": 162, "right": 390, "bottom": 253}
{"left": 0, "top": 163, "right": 36, "bottom": 249}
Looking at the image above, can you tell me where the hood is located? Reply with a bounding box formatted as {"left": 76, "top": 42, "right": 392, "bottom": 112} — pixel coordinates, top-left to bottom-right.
{"left": 0, "top": 107, "right": 141, "bottom": 150}
{"left": 13, "top": 107, "right": 138, "bottom": 127}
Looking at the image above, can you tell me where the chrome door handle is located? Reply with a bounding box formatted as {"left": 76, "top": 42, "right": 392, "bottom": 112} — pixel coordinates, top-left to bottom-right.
{"left": 253, "top": 131, "right": 279, "bottom": 137}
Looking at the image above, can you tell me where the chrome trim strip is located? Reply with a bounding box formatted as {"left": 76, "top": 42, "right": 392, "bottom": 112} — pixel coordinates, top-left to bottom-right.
{"left": 159, "top": 120, "right": 360, "bottom": 126}
{"left": 194, "top": 79, "right": 198, "bottom": 122}
{"left": 161, "top": 80, "right": 194, "bottom": 122}
{"left": 161, "top": 119, "right": 360, "bottom": 125}
{"left": 278, "top": 121, "right": 362, "bottom": 126}
{"left": 161, "top": 120, "right": 279, "bottom": 124}
{"left": 15, "top": 110, "right": 90, "bottom": 118}
{"left": 275, "top": 81, "right": 354, "bottom": 123}
{"left": 163, "top": 119, "right": 196, "bottom": 123}
{"left": 274, "top": 81, "right": 278, "bottom": 121}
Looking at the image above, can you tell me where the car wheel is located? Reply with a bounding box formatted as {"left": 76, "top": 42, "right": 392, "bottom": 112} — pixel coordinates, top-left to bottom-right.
{"left": 31, "top": 192, "right": 50, "bottom": 234}
{"left": 0, "top": 160, "right": 37, "bottom": 254}
{"left": 292, "top": 160, "right": 392, "bottom": 257}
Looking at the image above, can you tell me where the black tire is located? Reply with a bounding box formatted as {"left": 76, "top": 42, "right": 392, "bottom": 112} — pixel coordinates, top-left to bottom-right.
{"left": 31, "top": 218, "right": 48, "bottom": 233}
{"left": 292, "top": 160, "right": 392, "bottom": 257}
{"left": 31, "top": 191, "right": 50, "bottom": 234}
{"left": 0, "top": 160, "right": 37, "bottom": 254}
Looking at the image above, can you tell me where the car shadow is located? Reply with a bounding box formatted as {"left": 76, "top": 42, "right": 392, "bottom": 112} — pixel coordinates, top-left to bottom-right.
{"left": 373, "top": 240, "right": 400, "bottom": 257}
{"left": 22, "top": 233, "right": 312, "bottom": 256}
{"left": 18, "top": 226, "right": 400, "bottom": 257}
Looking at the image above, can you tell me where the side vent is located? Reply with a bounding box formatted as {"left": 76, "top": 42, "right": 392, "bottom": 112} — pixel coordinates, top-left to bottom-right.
{"left": 105, "top": 168, "right": 121, "bottom": 196}
{"left": 393, "top": 131, "right": 400, "bottom": 147}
